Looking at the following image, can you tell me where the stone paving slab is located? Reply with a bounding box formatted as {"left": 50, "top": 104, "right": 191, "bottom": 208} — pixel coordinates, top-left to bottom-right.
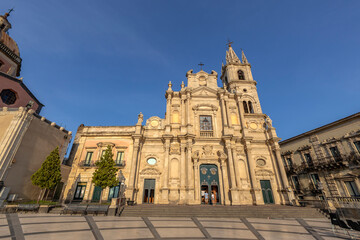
{"left": 100, "top": 228, "right": 153, "bottom": 239}
{"left": 156, "top": 227, "right": 205, "bottom": 238}
{"left": 200, "top": 220, "right": 247, "bottom": 229}
{"left": 206, "top": 227, "right": 257, "bottom": 239}
{"left": 21, "top": 222, "right": 90, "bottom": 234}
{"left": 0, "top": 213, "right": 357, "bottom": 239}
{"left": 19, "top": 216, "right": 85, "bottom": 224}
{"left": 24, "top": 230, "right": 95, "bottom": 240}
{"left": 0, "top": 225, "right": 10, "bottom": 236}
{"left": 148, "top": 217, "right": 191, "bottom": 221}
{"left": 258, "top": 231, "right": 315, "bottom": 240}
{"left": 96, "top": 220, "right": 147, "bottom": 228}
{"left": 152, "top": 220, "right": 197, "bottom": 227}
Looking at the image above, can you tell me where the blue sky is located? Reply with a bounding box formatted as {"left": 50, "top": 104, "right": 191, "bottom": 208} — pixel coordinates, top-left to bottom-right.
{"left": 2, "top": 0, "right": 360, "bottom": 146}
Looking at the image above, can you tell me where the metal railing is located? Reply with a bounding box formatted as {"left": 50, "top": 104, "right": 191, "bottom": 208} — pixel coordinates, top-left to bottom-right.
{"left": 200, "top": 131, "right": 213, "bottom": 137}
{"left": 78, "top": 160, "right": 126, "bottom": 168}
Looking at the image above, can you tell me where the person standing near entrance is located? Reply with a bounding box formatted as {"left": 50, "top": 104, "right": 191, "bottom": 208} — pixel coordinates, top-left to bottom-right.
{"left": 211, "top": 192, "right": 215, "bottom": 205}
{"left": 204, "top": 191, "right": 209, "bottom": 204}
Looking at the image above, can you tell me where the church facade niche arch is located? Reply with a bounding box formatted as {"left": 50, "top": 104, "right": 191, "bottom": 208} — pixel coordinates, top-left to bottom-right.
{"left": 171, "top": 110, "right": 180, "bottom": 123}
{"left": 231, "top": 112, "right": 239, "bottom": 125}
{"left": 170, "top": 158, "right": 179, "bottom": 179}
{"left": 238, "top": 159, "right": 248, "bottom": 181}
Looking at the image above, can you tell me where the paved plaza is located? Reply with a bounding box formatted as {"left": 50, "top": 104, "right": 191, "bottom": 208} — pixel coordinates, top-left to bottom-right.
{"left": 0, "top": 213, "right": 359, "bottom": 240}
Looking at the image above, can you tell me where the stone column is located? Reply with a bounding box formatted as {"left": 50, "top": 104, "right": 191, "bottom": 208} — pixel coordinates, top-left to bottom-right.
{"left": 225, "top": 141, "right": 237, "bottom": 188}
{"left": 181, "top": 96, "right": 186, "bottom": 134}
{"left": 186, "top": 92, "right": 192, "bottom": 132}
{"left": 128, "top": 140, "right": 140, "bottom": 200}
{"left": 179, "top": 141, "right": 186, "bottom": 203}
{"left": 224, "top": 98, "right": 232, "bottom": 128}
{"left": 219, "top": 157, "right": 230, "bottom": 205}
{"left": 225, "top": 141, "right": 240, "bottom": 204}
{"left": 187, "top": 140, "right": 195, "bottom": 203}
{"left": 220, "top": 95, "right": 228, "bottom": 127}
{"left": 193, "top": 157, "right": 200, "bottom": 202}
{"left": 244, "top": 142, "right": 260, "bottom": 205}
{"left": 274, "top": 145, "right": 291, "bottom": 204}
{"left": 268, "top": 147, "right": 285, "bottom": 205}
{"left": 161, "top": 138, "right": 170, "bottom": 203}
{"left": 165, "top": 95, "right": 172, "bottom": 134}
{"left": 232, "top": 147, "right": 242, "bottom": 188}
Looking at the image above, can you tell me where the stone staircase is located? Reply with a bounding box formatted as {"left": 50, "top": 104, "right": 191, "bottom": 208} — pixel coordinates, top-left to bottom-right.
{"left": 120, "top": 204, "right": 325, "bottom": 218}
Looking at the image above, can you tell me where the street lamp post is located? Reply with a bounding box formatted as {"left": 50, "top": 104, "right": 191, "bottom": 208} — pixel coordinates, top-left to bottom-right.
{"left": 117, "top": 170, "right": 126, "bottom": 215}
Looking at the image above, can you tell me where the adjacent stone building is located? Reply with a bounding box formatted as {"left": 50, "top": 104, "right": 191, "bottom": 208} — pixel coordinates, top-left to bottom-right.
{"left": 280, "top": 112, "right": 360, "bottom": 205}
{"left": 0, "top": 11, "right": 71, "bottom": 201}
{"left": 63, "top": 44, "right": 292, "bottom": 205}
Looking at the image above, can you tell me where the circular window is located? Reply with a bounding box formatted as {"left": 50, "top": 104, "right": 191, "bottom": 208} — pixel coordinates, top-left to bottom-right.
{"left": 147, "top": 158, "right": 157, "bottom": 165}
{"left": 0, "top": 89, "right": 17, "bottom": 105}
{"left": 256, "top": 159, "right": 266, "bottom": 167}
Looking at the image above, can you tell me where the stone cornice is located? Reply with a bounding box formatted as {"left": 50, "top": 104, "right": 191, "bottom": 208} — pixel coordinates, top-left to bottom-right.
{"left": 280, "top": 112, "right": 360, "bottom": 145}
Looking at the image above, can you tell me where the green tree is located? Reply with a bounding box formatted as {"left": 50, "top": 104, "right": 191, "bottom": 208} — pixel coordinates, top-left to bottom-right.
{"left": 31, "top": 147, "right": 62, "bottom": 203}
{"left": 92, "top": 145, "right": 118, "bottom": 203}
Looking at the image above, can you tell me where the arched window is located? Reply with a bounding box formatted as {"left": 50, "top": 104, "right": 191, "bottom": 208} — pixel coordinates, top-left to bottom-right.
{"left": 224, "top": 76, "right": 228, "bottom": 85}
{"left": 243, "top": 101, "right": 249, "bottom": 113}
{"left": 238, "top": 70, "right": 245, "bottom": 80}
{"left": 248, "top": 101, "right": 254, "bottom": 113}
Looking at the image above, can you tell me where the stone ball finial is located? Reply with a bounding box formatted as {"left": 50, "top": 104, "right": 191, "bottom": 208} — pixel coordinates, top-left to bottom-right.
{"left": 181, "top": 81, "right": 185, "bottom": 89}
{"left": 167, "top": 81, "right": 173, "bottom": 91}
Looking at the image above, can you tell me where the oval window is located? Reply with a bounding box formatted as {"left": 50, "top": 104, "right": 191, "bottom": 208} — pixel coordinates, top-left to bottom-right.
{"left": 147, "top": 158, "right": 157, "bottom": 165}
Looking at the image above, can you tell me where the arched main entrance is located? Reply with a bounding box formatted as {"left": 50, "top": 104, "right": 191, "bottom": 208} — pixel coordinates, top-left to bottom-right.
{"left": 200, "top": 164, "right": 220, "bottom": 205}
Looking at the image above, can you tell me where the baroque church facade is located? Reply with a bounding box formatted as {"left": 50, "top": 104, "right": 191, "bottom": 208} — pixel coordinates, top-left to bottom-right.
{"left": 63, "top": 45, "right": 293, "bottom": 205}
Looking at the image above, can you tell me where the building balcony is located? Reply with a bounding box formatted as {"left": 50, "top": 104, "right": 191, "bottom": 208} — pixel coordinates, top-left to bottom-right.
{"left": 293, "top": 154, "right": 358, "bottom": 173}
{"left": 115, "top": 161, "right": 126, "bottom": 167}
{"left": 313, "top": 156, "right": 347, "bottom": 170}
{"left": 78, "top": 160, "right": 94, "bottom": 168}
{"left": 200, "top": 131, "right": 213, "bottom": 137}
{"left": 78, "top": 160, "right": 126, "bottom": 168}
{"left": 285, "top": 165, "right": 295, "bottom": 174}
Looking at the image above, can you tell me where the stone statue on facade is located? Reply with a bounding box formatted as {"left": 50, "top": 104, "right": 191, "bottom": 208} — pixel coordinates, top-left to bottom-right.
{"left": 137, "top": 112, "right": 143, "bottom": 125}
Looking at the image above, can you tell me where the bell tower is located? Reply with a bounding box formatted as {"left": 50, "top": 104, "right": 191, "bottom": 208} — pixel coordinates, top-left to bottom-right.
{"left": 220, "top": 43, "right": 262, "bottom": 114}
{"left": 221, "top": 42, "right": 254, "bottom": 92}
{"left": 0, "top": 10, "right": 22, "bottom": 77}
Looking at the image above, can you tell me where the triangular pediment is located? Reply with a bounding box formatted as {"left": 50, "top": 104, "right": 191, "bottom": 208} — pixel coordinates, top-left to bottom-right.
{"left": 192, "top": 86, "right": 218, "bottom": 97}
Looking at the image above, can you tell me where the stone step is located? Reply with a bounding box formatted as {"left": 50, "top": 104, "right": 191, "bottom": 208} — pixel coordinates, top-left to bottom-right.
{"left": 120, "top": 205, "right": 325, "bottom": 218}
{"left": 48, "top": 207, "right": 64, "bottom": 214}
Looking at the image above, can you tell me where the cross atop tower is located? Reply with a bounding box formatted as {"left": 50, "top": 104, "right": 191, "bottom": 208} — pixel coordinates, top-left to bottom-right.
{"left": 198, "top": 62, "right": 204, "bottom": 70}
{"left": 4, "top": 8, "right": 14, "bottom": 19}
{"left": 226, "top": 39, "right": 234, "bottom": 48}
